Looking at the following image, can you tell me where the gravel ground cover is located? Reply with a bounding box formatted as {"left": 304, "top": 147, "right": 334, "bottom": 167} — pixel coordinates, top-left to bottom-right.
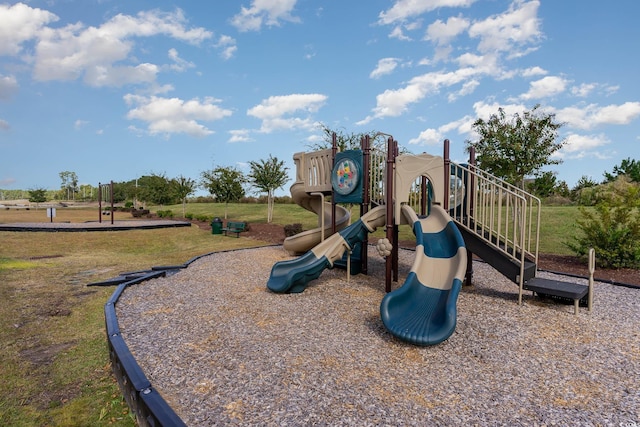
{"left": 116, "top": 246, "right": 639, "bottom": 426}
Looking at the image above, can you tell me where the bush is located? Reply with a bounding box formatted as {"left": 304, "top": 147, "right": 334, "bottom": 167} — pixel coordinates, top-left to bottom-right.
{"left": 284, "top": 223, "right": 303, "bottom": 237}
{"left": 184, "top": 212, "right": 194, "bottom": 220}
{"left": 195, "top": 214, "right": 210, "bottom": 222}
{"left": 124, "top": 201, "right": 134, "bottom": 208}
{"left": 566, "top": 204, "right": 640, "bottom": 269}
{"left": 156, "top": 210, "right": 174, "bottom": 218}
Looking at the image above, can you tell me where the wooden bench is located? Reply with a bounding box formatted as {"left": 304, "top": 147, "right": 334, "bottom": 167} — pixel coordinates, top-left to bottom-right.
{"left": 223, "top": 221, "right": 247, "bottom": 237}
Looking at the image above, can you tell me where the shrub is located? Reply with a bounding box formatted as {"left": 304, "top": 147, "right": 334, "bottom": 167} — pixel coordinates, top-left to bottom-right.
{"left": 124, "top": 201, "right": 134, "bottom": 208}
{"left": 284, "top": 223, "right": 303, "bottom": 237}
{"left": 184, "top": 212, "right": 194, "bottom": 220}
{"left": 156, "top": 210, "right": 174, "bottom": 218}
{"left": 195, "top": 214, "right": 210, "bottom": 222}
{"left": 565, "top": 203, "right": 640, "bottom": 269}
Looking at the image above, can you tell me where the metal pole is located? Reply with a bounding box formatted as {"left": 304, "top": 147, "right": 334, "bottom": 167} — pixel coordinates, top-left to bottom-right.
{"left": 110, "top": 180, "right": 114, "bottom": 225}
{"left": 362, "top": 135, "right": 370, "bottom": 275}
{"left": 392, "top": 139, "right": 399, "bottom": 283}
{"left": 385, "top": 136, "right": 395, "bottom": 293}
{"left": 98, "top": 182, "right": 102, "bottom": 223}
{"left": 331, "top": 132, "right": 337, "bottom": 234}
{"left": 443, "top": 139, "right": 450, "bottom": 211}
{"left": 465, "top": 146, "right": 475, "bottom": 286}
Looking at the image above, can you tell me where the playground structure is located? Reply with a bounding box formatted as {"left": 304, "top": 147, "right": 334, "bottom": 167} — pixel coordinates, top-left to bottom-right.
{"left": 98, "top": 181, "right": 115, "bottom": 224}
{"left": 267, "top": 134, "right": 595, "bottom": 346}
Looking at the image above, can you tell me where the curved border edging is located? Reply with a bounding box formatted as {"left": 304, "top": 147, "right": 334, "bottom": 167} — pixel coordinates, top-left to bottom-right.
{"left": 103, "top": 245, "right": 280, "bottom": 426}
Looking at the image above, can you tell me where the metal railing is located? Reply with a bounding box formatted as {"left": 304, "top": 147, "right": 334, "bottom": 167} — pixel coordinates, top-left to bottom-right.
{"left": 449, "top": 162, "right": 541, "bottom": 303}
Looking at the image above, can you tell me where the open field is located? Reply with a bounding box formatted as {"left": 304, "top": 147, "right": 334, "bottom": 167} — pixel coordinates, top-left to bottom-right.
{"left": 0, "top": 207, "right": 270, "bottom": 426}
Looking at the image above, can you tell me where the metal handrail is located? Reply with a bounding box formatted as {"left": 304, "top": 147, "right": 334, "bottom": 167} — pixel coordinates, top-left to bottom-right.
{"left": 449, "top": 162, "right": 541, "bottom": 303}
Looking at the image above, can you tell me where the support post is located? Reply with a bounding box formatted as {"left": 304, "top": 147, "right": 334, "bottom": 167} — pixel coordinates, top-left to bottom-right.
{"left": 331, "top": 132, "right": 338, "bottom": 234}
{"left": 361, "top": 135, "right": 371, "bottom": 275}
{"left": 465, "top": 146, "right": 475, "bottom": 286}
{"left": 385, "top": 136, "right": 395, "bottom": 293}
{"left": 98, "top": 182, "right": 102, "bottom": 223}
{"left": 110, "top": 180, "right": 114, "bottom": 225}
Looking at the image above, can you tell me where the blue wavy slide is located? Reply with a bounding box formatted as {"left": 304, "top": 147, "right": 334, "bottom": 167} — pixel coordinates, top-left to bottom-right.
{"left": 380, "top": 204, "right": 467, "bottom": 346}
{"left": 267, "top": 205, "right": 386, "bottom": 294}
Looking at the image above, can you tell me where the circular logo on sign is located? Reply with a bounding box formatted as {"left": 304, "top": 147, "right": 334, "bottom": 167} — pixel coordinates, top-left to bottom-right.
{"left": 332, "top": 159, "right": 360, "bottom": 195}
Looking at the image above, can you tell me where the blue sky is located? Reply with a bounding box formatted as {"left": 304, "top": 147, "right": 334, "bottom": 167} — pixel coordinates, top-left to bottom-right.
{"left": 1, "top": 0, "right": 639, "bottom": 197}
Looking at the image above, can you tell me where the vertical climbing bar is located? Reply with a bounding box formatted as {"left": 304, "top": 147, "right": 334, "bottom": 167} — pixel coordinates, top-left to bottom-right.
{"left": 362, "top": 135, "right": 370, "bottom": 275}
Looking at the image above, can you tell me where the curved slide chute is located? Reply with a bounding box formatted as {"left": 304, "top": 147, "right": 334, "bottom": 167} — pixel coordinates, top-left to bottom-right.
{"left": 268, "top": 205, "right": 386, "bottom": 293}
{"left": 380, "top": 205, "right": 467, "bottom": 346}
{"left": 283, "top": 181, "right": 351, "bottom": 254}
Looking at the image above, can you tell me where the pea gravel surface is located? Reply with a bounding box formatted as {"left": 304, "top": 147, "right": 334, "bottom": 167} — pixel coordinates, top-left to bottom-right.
{"left": 116, "top": 246, "right": 639, "bottom": 426}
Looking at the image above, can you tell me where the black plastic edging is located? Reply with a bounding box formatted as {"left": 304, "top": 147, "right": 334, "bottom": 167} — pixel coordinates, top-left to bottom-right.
{"left": 102, "top": 246, "right": 280, "bottom": 426}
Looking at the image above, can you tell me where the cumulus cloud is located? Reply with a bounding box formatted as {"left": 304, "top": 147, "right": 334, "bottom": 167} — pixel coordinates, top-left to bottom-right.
{"left": 247, "top": 93, "right": 327, "bottom": 133}
{"left": 167, "top": 48, "right": 195, "bottom": 72}
{"left": 28, "top": 7, "right": 211, "bottom": 86}
{"left": 0, "top": 3, "right": 58, "bottom": 55}
{"left": 358, "top": 67, "right": 479, "bottom": 124}
{"left": 124, "top": 94, "right": 232, "bottom": 137}
{"left": 378, "top": 0, "right": 476, "bottom": 25}
{"left": 216, "top": 35, "right": 237, "bottom": 60}
{"left": 555, "top": 102, "right": 640, "bottom": 130}
{"left": 557, "top": 133, "right": 611, "bottom": 159}
{"left": 519, "top": 75, "right": 568, "bottom": 100}
{"left": 231, "top": 0, "right": 300, "bottom": 32}
{"left": 468, "top": 0, "right": 541, "bottom": 55}
{"left": 370, "top": 58, "right": 400, "bottom": 79}
{"left": 228, "top": 129, "right": 253, "bottom": 143}
{"left": 425, "top": 15, "right": 469, "bottom": 45}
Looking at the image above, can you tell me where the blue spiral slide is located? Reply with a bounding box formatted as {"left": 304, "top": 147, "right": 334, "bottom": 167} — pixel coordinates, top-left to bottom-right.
{"left": 267, "top": 204, "right": 466, "bottom": 346}
{"left": 380, "top": 205, "right": 467, "bottom": 346}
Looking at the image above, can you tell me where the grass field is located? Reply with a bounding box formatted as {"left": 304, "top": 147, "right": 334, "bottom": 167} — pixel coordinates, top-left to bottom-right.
{"left": 0, "top": 202, "right": 583, "bottom": 425}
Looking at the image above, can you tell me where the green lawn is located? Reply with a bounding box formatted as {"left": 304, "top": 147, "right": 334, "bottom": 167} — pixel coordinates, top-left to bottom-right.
{"left": 153, "top": 201, "right": 585, "bottom": 256}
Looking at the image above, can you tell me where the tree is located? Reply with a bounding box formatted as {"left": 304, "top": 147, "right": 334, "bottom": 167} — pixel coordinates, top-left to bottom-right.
{"left": 604, "top": 158, "right": 640, "bottom": 183}
{"left": 59, "top": 171, "right": 78, "bottom": 200}
{"left": 173, "top": 175, "right": 196, "bottom": 218}
{"left": 466, "top": 105, "right": 565, "bottom": 188}
{"left": 28, "top": 188, "right": 47, "bottom": 208}
{"left": 249, "top": 156, "right": 289, "bottom": 223}
{"left": 137, "top": 173, "right": 176, "bottom": 206}
{"left": 200, "top": 166, "right": 247, "bottom": 219}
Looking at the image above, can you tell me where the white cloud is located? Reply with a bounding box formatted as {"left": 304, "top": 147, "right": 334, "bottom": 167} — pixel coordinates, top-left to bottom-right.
{"left": 228, "top": 129, "right": 253, "bottom": 143}
{"left": 409, "top": 115, "right": 475, "bottom": 145}
{"left": 378, "top": 0, "right": 476, "bottom": 25}
{"left": 74, "top": 119, "right": 89, "bottom": 130}
{"left": 571, "top": 83, "right": 596, "bottom": 98}
{"left": 408, "top": 128, "right": 443, "bottom": 145}
{"left": 167, "top": 48, "right": 195, "bottom": 72}
{"left": 0, "top": 74, "right": 18, "bottom": 100}
{"left": 358, "top": 67, "right": 479, "bottom": 124}
{"left": 124, "top": 94, "right": 232, "bottom": 137}
{"left": 231, "top": 0, "right": 300, "bottom": 32}
{"left": 425, "top": 15, "right": 469, "bottom": 45}
{"left": 0, "top": 3, "right": 58, "bottom": 55}
{"left": 557, "top": 133, "right": 611, "bottom": 159}
{"left": 519, "top": 75, "right": 568, "bottom": 100}
{"left": 31, "top": 8, "right": 211, "bottom": 86}
{"left": 247, "top": 93, "right": 327, "bottom": 133}
{"left": 216, "top": 35, "right": 237, "bottom": 60}
{"left": 370, "top": 58, "right": 400, "bottom": 79}
{"left": 468, "top": 0, "right": 541, "bottom": 55}
{"left": 0, "top": 118, "right": 9, "bottom": 131}
{"left": 555, "top": 102, "right": 640, "bottom": 130}
{"left": 521, "top": 66, "right": 547, "bottom": 77}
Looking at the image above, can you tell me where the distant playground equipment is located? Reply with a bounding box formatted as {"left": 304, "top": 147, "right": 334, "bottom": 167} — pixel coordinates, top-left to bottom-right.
{"left": 98, "top": 181, "right": 115, "bottom": 224}
{"left": 267, "top": 134, "right": 595, "bottom": 346}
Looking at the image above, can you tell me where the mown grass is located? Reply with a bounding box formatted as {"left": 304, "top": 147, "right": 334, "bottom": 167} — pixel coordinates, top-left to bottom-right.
{"left": 0, "top": 202, "right": 585, "bottom": 425}
{"left": 0, "top": 207, "right": 270, "bottom": 426}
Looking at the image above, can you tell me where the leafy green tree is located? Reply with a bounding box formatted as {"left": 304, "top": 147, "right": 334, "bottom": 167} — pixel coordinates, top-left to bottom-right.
{"left": 173, "top": 175, "right": 196, "bottom": 218}
{"left": 59, "top": 171, "right": 78, "bottom": 200}
{"left": 466, "top": 104, "right": 565, "bottom": 188}
{"left": 137, "top": 173, "right": 176, "bottom": 206}
{"left": 604, "top": 157, "right": 640, "bottom": 183}
{"left": 28, "top": 188, "right": 47, "bottom": 208}
{"left": 249, "top": 156, "right": 289, "bottom": 223}
{"left": 200, "top": 166, "right": 247, "bottom": 219}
